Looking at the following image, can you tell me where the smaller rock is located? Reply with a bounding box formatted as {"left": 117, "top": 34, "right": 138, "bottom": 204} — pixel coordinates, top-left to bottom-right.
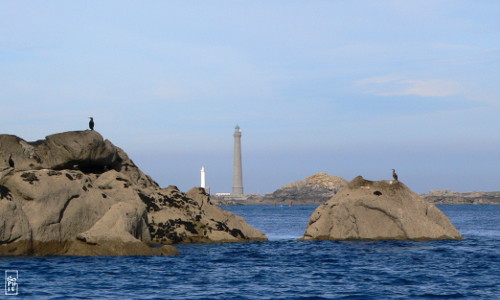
{"left": 301, "top": 176, "right": 462, "bottom": 241}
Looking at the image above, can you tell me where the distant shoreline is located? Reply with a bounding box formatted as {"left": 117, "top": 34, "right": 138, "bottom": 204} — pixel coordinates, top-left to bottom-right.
{"left": 423, "top": 190, "right": 500, "bottom": 205}
{"left": 211, "top": 173, "right": 499, "bottom": 206}
{"left": 212, "top": 191, "right": 500, "bottom": 206}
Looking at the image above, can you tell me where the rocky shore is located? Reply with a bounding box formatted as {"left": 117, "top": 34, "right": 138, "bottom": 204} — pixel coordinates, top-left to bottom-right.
{"left": 423, "top": 190, "right": 500, "bottom": 204}
{"left": 0, "top": 131, "right": 266, "bottom": 256}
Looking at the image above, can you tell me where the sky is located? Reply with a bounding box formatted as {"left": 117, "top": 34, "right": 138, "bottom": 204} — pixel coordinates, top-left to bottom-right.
{"left": 1, "top": 1, "right": 499, "bottom": 194}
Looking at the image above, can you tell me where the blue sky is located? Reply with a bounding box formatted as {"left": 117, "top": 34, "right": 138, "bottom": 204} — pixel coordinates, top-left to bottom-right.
{"left": 1, "top": 1, "right": 499, "bottom": 194}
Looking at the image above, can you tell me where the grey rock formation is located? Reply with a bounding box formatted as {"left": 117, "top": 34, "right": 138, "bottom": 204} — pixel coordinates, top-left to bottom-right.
{"left": 0, "top": 131, "right": 266, "bottom": 256}
{"left": 301, "top": 176, "right": 462, "bottom": 241}
{"left": 250, "top": 173, "right": 348, "bottom": 205}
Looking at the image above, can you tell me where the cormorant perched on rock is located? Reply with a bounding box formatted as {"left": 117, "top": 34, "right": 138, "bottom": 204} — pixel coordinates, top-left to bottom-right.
{"left": 392, "top": 169, "right": 398, "bottom": 181}
{"left": 89, "top": 117, "right": 94, "bottom": 130}
{"left": 8, "top": 154, "right": 14, "bottom": 168}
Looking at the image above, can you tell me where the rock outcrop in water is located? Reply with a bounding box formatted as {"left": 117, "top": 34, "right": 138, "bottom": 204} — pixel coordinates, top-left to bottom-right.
{"left": 262, "top": 173, "right": 347, "bottom": 204}
{"left": 0, "top": 131, "right": 267, "bottom": 256}
{"left": 301, "top": 176, "right": 462, "bottom": 241}
{"left": 216, "top": 173, "right": 348, "bottom": 205}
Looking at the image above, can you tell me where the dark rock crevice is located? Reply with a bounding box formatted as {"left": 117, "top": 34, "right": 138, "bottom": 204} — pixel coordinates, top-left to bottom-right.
{"left": 0, "top": 185, "right": 12, "bottom": 200}
{"left": 46, "top": 194, "right": 80, "bottom": 226}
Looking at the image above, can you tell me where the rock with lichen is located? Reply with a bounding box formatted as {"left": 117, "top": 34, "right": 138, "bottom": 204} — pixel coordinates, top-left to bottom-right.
{"left": 147, "top": 187, "right": 267, "bottom": 243}
{"left": 0, "top": 131, "right": 266, "bottom": 256}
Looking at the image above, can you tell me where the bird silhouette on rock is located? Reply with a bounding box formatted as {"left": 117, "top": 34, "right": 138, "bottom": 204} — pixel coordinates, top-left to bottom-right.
{"left": 392, "top": 169, "right": 398, "bottom": 181}
{"left": 89, "top": 117, "right": 94, "bottom": 131}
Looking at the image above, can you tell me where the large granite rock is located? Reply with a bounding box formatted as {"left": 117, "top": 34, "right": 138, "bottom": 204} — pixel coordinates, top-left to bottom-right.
{"left": 0, "top": 131, "right": 266, "bottom": 256}
{"left": 301, "top": 176, "right": 462, "bottom": 241}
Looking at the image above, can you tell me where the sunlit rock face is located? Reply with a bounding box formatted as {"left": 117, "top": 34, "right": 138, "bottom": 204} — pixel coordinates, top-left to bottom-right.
{"left": 0, "top": 131, "right": 266, "bottom": 256}
{"left": 301, "top": 176, "right": 462, "bottom": 241}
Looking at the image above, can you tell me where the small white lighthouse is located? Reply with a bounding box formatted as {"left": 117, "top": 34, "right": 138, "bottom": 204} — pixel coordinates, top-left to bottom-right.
{"left": 200, "top": 166, "right": 206, "bottom": 188}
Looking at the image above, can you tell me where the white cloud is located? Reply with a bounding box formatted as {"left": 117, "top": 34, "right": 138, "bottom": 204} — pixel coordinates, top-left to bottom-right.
{"left": 357, "top": 76, "right": 461, "bottom": 97}
{"left": 398, "top": 79, "right": 460, "bottom": 97}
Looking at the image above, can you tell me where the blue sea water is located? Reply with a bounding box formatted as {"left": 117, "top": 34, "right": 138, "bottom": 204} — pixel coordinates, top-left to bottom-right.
{"left": 1, "top": 205, "right": 499, "bottom": 299}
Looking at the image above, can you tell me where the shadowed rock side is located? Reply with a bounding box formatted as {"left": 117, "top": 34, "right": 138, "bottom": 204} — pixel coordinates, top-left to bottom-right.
{"left": 301, "top": 176, "right": 462, "bottom": 241}
{"left": 0, "top": 131, "right": 266, "bottom": 256}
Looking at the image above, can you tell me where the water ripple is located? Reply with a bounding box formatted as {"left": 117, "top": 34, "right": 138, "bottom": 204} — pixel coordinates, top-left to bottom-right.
{"left": 1, "top": 205, "right": 499, "bottom": 299}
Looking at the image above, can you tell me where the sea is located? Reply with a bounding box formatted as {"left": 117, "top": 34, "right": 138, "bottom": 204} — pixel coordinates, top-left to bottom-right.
{"left": 1, "top": 204, "right": 499, "bottom": 299}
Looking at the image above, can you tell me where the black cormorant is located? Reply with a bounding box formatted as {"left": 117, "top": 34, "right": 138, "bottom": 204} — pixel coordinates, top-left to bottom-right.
{"left": 392, "top": 169, "right": 398, "bottom": 181}
{"left": 89, "top": 117, "right": 94, "bottom": 130}
{"left": 8, "top": 154, "right": 14, "bottom": 168}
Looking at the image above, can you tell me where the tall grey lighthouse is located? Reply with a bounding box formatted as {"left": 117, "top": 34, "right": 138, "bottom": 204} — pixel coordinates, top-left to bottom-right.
{"left": 232, "top": 125, "right": 244, "bottom": 195}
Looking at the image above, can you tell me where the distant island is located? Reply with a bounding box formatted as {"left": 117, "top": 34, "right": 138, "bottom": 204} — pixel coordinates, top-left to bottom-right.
{"left": 212, "top": 173, "right": 346, "bottom": 205}
{"left": 423, "top": 190, "right": 500, "bottom": 205}
{"left": 212, "top": 173, "right": 500, "bottom": 205}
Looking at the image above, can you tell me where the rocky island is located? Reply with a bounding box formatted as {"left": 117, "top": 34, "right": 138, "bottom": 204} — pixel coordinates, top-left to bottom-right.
{"left": 423, "top": 190, "right": 500, "bottom": 204}
{"left": 259, "top": 173, "right": 347, "bottom": 204}
{"left": 301, "top": 176, "right": 462, "bottom": 241}
{"left": 213, "top": 172, "right": 347, "bottom": 205}
{"left": 0, "top": 131, "right": 267, "bottom": 256}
